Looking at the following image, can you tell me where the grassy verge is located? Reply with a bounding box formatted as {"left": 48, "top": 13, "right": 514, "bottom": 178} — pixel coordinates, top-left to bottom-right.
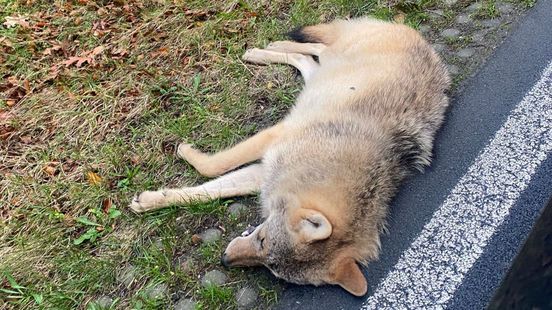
{"left": 0, "top": 0, "right": 532, "bottom": 309}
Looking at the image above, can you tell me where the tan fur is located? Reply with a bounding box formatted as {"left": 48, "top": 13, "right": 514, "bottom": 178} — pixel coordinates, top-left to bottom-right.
{"left": 131, "top": 17, "right": 450, "bottom": 296}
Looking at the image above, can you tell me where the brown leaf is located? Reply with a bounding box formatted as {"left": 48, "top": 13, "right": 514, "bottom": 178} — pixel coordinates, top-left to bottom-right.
{"left": 86, "top": 171, "right": 102, "bottom": 185}
{"left": 23, "top": 80, "right": 30, "bottom": 93}
{"left": 62, "top": 56, "right": 81, "bottom": 67}
{"left": 150, "top": 47, "right": 169, "bottom": 58}
{"left": 0, "top": 37, "right": 13, "bottom": 48}
{"left": 130, "top": 155, "right": 141, "bottom": 165}
{"left": 91, "top": 45, "right": 105, "bottom": 56}
{"left": 43, "top": 45, "right": 62, "bottom": 55}
{"left": 0, "top": 110, "right": 10, "bottom": 121}
{"left": 191, "top": 234, "right": 202, "bottom": 244}
{"left": 3, "top": 15, "right": 30, "bottom": 29}
{"left": 102, "top": 198, "right": 112, "bottom": 213}
{"left": 20, "top": 135, "right": 32, "bottom": 144}
{"left": 43, "top": 165, "right": 56, "bottom": 176}
{"left": 6, "top": 99, "right": 16, "bottom": 107}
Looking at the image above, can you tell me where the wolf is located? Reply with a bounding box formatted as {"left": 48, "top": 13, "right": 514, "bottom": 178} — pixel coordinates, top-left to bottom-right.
{"left": 130, "top": 17, "right": 450, "bottom": 296}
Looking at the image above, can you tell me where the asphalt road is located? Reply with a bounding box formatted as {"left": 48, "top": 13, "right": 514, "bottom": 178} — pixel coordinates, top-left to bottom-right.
{"left": 274, "top": 1, "right": 552, "bottom": 309}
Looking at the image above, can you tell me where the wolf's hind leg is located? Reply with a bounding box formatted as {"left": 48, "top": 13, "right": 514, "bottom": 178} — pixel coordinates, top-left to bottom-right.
{"left": 242, "top": 48, "right": 319, "bottom": 82}
{"left": 130, "top": 164, "right": 264, "bottom": 213}
{"left": 177, "top": 123, "right": 283, "bottom": 177}
{"left": 265, "top": 41, "right": 326, "bottom": 57}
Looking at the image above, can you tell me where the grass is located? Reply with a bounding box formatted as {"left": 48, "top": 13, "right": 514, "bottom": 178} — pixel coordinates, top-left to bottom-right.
{"left": 0, "top": 0, "right": 531, "bottom": 309}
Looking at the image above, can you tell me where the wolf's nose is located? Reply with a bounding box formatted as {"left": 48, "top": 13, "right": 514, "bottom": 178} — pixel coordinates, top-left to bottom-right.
{"left": 221, "top": 253, "right": 230, "bottom": 268}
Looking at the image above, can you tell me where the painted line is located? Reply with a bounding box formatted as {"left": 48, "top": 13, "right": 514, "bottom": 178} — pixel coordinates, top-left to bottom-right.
{"left": 362, "top": 60, "right": 552, "bottom": 309}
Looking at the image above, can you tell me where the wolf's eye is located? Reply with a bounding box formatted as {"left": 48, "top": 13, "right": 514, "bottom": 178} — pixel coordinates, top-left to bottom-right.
{"left": 259, "top": 237, "right": 265, "bottom": 249}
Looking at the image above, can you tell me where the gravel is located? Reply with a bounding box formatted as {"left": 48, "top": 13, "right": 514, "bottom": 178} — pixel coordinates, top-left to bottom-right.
{"left": 201, "top": 270, "right": 228, "bottom": 287}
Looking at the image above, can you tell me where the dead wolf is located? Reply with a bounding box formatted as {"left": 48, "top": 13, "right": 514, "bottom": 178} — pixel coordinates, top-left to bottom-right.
{"left": 130, "top": 17, "right": 450, "bottom": 296}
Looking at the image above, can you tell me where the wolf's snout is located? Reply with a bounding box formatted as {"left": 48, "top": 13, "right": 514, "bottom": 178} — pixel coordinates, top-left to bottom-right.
{"left": 221, "top": 252, "right": 231, "bottom": 268}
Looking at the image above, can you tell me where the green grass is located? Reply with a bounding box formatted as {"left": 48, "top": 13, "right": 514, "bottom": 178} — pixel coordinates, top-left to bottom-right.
{"left": 0, "top": 0, "right": 532, "bottom": 309}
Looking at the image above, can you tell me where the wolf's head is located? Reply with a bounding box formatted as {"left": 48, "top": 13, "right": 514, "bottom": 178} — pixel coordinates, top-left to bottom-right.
{"left": 221, "top": 194, "right": 368, "bottom": 296}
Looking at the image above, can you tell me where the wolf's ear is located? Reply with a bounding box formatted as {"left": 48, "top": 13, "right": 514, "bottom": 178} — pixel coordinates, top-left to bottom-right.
{"left": 329, "top": 257, "right": 367, "bottom": 296}
{"left": 293, "top": 209, "right": 332, "bottom": 242}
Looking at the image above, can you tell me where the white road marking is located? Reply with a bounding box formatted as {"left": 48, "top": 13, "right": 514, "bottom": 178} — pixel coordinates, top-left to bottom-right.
{"left": 362, "top": 60, "right": 552, "bottom": 309}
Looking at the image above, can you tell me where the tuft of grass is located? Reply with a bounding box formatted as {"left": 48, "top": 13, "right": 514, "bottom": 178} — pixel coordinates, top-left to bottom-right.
{"left": 198, "top": 285, "right": 234, "bottom": 309}
{"left": 473, "top": 0, "right": 501, "bottom": 19}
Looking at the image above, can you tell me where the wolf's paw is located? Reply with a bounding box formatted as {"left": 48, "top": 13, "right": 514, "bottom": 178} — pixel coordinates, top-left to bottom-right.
{"left": 177, "top": 142, "right": 196, "bottom": 160}
{"left": 129, "top": 190, "right": 167, "bottom": 213}
{"left": 242, "top": 48, "right": 269, "bottom": 64}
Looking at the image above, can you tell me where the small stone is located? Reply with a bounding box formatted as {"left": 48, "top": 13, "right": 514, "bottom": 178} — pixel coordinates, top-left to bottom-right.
{"left": 95, "top": 296, "right": 113, "bottom": 308}
{"left": 472, "top": 30, "right": 488, "bottom": 43}
{"left": 467, "top": 2, "right": 483, "bottom": 12}
{"left": 444, "top": 0, "right": 458, "bottom": 6}
{"left": 200, "top": 228, "right": 222, "bottom": 243}
{"left": 455, "top": 14, "right": 471, "bottom": 24}
{"left": 117, "top": 265, "right": 137, "bottom": 287}
{"left": 236, "top": 287, "right": 258, "bottom": 309}
{"left": 456, "top": 48, "right": 476, "bottom": 58}
{"left": 428, "top": 9, "right": 444, "bottom": 20}
{"left": 447, "top": 65, "right": 460, "bottom": 76}
{"left": 201, "top": 270, "right": 228, "bottom": 287}
{"left": 481, "top": 19, "right": 501, "bottom": 28}
{"left": 497, "top": 2, "right": 513, "bottom": 14}
{"left": 145, "top": 283, "right": 167, "bottom": 299}
{"left": 228, "top": 202, "right": 248, "bottom": 216}
{"left": 441, "top": 28, "right": 461, "bottom": 39}
{"left": 418, "top": 25, "right": 431, "bottom": 34}
{"left": 174, "top": 298, "right": 197, "bottom": 310}
{"left": 432, "top": 43, "right": 446, "bottom": 53}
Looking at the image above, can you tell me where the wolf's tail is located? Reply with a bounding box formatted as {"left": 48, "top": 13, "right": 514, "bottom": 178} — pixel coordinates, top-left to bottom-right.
{"left": 287, "top": 23, "right": 339, "bottom": 45}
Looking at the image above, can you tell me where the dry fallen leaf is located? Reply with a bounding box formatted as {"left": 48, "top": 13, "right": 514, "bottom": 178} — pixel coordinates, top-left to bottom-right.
{"left": 3, "top": 15, "right": 30, "bottom": 29}
{"left": 102, "top": 198, "right": 112, "bottom": 213}
{"left": 20, "top": 135, "right": 32, "bottom": 144}
{"left": 6, "top": 99, "right": 16, "bottom": 107}
{"left": 43, "top": 165, "right": 56, "bottom": 176}
{"left": 86, "top": 171, "right": 102, "bottom": 185}
{"left": 191, "top": 234, "right": 202, "bottom": 244}
{"left": 43, "top": 45, "right": 62, "bottom": 55}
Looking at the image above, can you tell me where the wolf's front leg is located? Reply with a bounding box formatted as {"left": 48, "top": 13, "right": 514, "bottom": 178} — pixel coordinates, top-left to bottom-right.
{"left": 130, "top": 164, "right": 264, "bottom": 213}
{"left": 177, "top": 123, "right": 283, "bottom": 177}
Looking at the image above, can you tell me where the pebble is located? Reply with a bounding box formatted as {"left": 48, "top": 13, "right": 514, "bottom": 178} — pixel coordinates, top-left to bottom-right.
{"left": 467, "top": 2, "right": 483, "bottom": 12}
{"left": 472, "top": 30, "right": 488, "bottom": 43}
{"left": 236, "top": 287, "right": 258, "bottom": 309}
{"left": 95, "top": 296, "right": 113, "bottom": 308}
{"left": 441, "top": 28, "right": 461, "bottom": 39}
{"left": 145, "top": 283, "right": 167, "bottom": 299}
{"left": 497, "top": 2, "right": 513, "bottom": 14}
{"left": 117, "top": 265, "right": 137, "bottom": 287}
{"left": 432, "top": 43, "right": 446, "bottom": 53}
{"left": 455, "top": 14, "right": 471, "bottom": 24}
{"left": 444, "top": 0, "right": 458, "bottom": 6}
{"left": 447, "top": 64, "right": 460, "bottom": 76}
{"left": 456, "top": 48, "right": 476, "bottom": 58}
{"left": 481, "top": 19, "right": 501, "bottom": 28}
{"left": 428, "top": 9, "right": 444, "bottom": 20}
{"left": 228, "top": 202, "right": 248, "bottom": 216}
{"left": 418, "top": 25, "right": 431, "bottom": 34}
{"left": 174, "top": 298, "right": 197, "bottom": 310}
{"left": 200, "top": 228, "right": 222, "bottom": 243}
{"left": 201, "top": 270, "right": 228, "bottom": 287}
